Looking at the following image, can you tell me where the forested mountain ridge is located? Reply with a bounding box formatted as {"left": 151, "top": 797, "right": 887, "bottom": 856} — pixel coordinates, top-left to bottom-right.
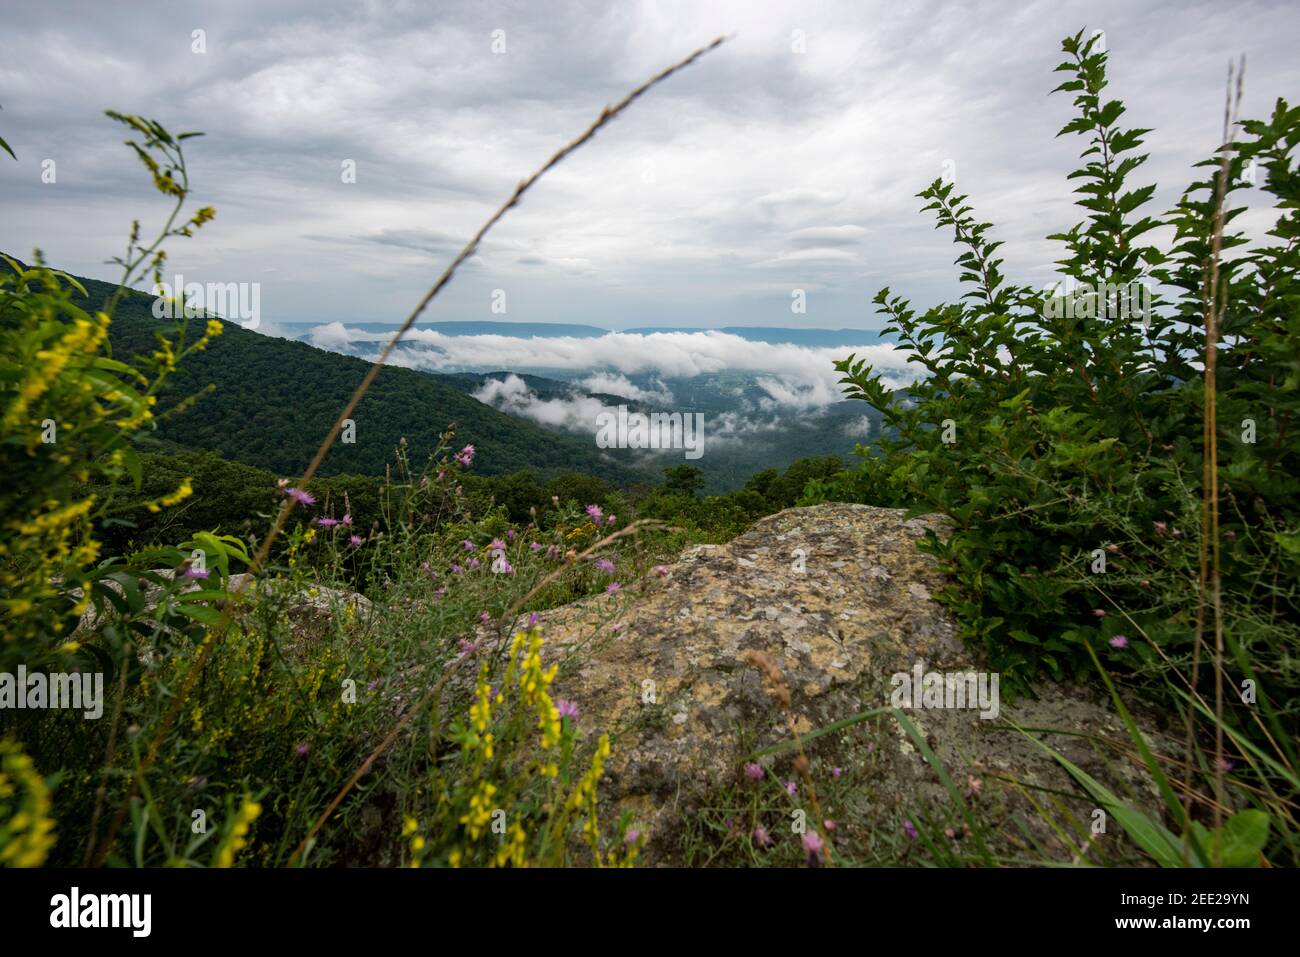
{"left": 2, "top": 257, "right": 647, "bottom": 484}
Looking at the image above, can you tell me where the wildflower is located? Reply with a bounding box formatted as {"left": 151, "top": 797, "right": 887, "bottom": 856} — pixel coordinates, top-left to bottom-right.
{"left": 468, "top": 558, "right": 481, "bottom": 569}
{"left": 451, "top": 564, "right": 463, "bottom": 574}
{"left": 341, "top": 513, "right": 352, "bottom": 526}
{"left": 527, "top": 612, "right": 540, "bottom": 627}
{"left": 824, "top": 819, "right": 837, "bottom": 832}
{"left": 653, "top": 565, "right": 669, "bottom": 577}
{"left": 556, "top": 699, "right": 580, "bottom": 721}
{"left": 316, "top": 517, "right": 339, "bottom": 527}
{"left": 479, "top": 611, "right": 491, "bottom": 624}
{"left": 606, "top": 582, "right": 621, "bottom": 594}
{"left": 585, "top": 504, "right": 603, "bottom": 522}
{"left": 462, "top": 539, "right": 475, "bottom": 551}
{"left": 529, "top": 542, "right": 542, "bottom": 550}
{"left": 753, "top": 827, "right": 772, "bottom": 848}
{"left": 295, "top": 742, "right": 310, "bottom": 757}
{"left": 367, "top": 679, "right": 380, "bottom": 690}
{"left": 1154, "top": 520, "right": 1168, "bottom": 536}
{"left": 743, "top": 762, "right": 765, "bottom": 781}
{"left": 454, "top": 444, "right": 476, "bottom": 467}
{"left": 625, "top": 830, "right": 640, "bottom": 846}
{"left": 785, "top": 781, "right": 797, "bottom": 796}
{"left": 606, "top": 515, "right": 616, "bottom": 525}
{"left": 802, "top": 830, "right": 823, "bottom": 864}
{"left": 349, "top": 534, "right": 363, "bottom": 547}
{"left": 459, "top": 639, "right": 482, "bottom": 657}
{"left": 284, "top": 487, "right": 315, "bottom": 506}
{"left": 213, "top": 796, "right": 261, "bottom": 868}
{"left": 902, "top": 819, "right": 918, "bottom": 840}
{"left": 182, "top": 567, "right": 209, "bottom": 579}
{"left": 1109, "top": 635, "right": 1129, "bottom": 649}
{"left": 507, "top": 529, "right": 516, "bottom": 540}
{"left": 831, "top": 767, "right": 842, "bottom": 779}
{"left": 594, "top": 558, "right": 615, "bottom": 574}
{"left": 1216, "top": 758, "right": 1236, "bottom": 773}
{"left": 1092, "top": 608, "right": 1106, "bottom": 618}
{"left": 490, "top": 538, "right": 506, "bottom": 551}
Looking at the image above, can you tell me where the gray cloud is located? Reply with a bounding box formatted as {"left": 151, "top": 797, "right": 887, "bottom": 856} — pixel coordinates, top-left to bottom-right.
{"left": 0, "top": 0, "right": 1296, "bottom": 333}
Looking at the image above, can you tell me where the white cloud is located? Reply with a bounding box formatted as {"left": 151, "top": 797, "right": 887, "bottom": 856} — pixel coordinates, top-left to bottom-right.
{"left": 579, "top": 372, "right": 675, "bottom": 404}
{"left": 320, "top": 328, "right": 918, "bottom": 405}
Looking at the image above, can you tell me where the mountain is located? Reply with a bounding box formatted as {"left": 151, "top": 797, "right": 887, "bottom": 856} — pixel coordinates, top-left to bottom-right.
{"left": 7, "top": 260, "right": 648, "bottom": 485}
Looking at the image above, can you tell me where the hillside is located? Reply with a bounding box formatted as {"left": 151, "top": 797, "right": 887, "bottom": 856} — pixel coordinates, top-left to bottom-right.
{"left": 5, "top": 259, "right": 647, "bottom": 485}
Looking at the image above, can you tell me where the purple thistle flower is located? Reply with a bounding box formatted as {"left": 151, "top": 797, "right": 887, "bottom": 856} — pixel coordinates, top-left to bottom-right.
{"left": 606, "top": 514, "right": 616, "bottom": 525}
{"left": 284, "top": 487, "right": 315, "bottom": 506}
{"left": 458, "top": 639, "right": 482, "bottom": 657}
{"left": 295, "top": 742, "right": 310, "bottom": 757}
{"left": 316, "top": 517, "right": 339, "bottom": 527}
{"left": 527, "top": 612, "right": 540, "bottom": 627}
{"left": 462, "top": 539, "right": 475, "bottom": 551}
{"left": 902, "top": 819, "right": 918, "bottom": 840}
{"left": 606, "top": 582, "right": 621, "bottom": 594}
{"left": 529, "top": 542, "right": 542, "bottom": 550}
{"left": 506, "top": 529, "right": 516, "bottom": 540}
{"left": 585, "top": 504, "right": 603, "bottom": 522}
{"left": 831, "top": 767, "right": 842, "bottom": 779}
{"left": 182, "top": 567, "right": 209, "bottom": 579}
{"left": 340, "top": 513, "right": 352, "bottom": 527}
{"left": 454, "top": 444, "right": 476, "bottom": 467}
{"left": 594, "top": 558, "right": 616, "bottom": 574}
{"left": 785, "top": 781, "right": 798, "bottom": 796}
{"left": 1109, "top": 635, "right": 1129, "bottom": 649}
{"left": 450, "top": 563, "right": 463, "bottom": 574}
{"left": 802, "top": 830, "right": 823, "bottom": 863}
{"left": 624, "top": 830, "right": 640, "bottom": 846}
{"left": 653, "top": 565, "right": 669, "bottom": 578}
{"left": 556, "top": 699, "right": 579, "bottom": 721}
{"left": 743, "top": 762, "right": 765, "bottom": 781}
{"left": 490, "top": 538, "right": 506, "bottom": 551}
{"left": 350, "top": 534, "right": 363, "bottom": 547}
{"left": 467, "top": 558, "right": 481, "bottom": 569}
{"left": 753, "top": 827, "right": 772, "bottom": 848}
{"left": 479, "top": 611, "right": 491, "bottom": 624}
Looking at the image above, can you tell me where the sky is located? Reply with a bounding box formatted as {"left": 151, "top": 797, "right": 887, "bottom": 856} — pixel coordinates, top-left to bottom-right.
{"left": 2, "top": 0, "right": 1298, "bottom": 336}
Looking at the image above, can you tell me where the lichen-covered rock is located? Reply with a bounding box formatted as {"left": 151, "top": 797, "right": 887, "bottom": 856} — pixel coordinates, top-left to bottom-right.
{"left": 527, "top": 502, "right": 1173, "bottom": 865}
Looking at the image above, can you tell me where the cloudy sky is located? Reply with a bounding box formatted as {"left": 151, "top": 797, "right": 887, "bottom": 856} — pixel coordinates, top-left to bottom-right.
{"left": 2, "top": 0, "right": 1297, "bottom": 334}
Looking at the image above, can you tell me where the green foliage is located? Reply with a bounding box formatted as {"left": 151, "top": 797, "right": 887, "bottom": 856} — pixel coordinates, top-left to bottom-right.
{"left": 662, "top": 464, "right": 705, "bottom": 498}
{"left": 0, "top": 112, "right": 220, "bottom": 675}
{"left": 822, "top": 31, "right": 1299, "bottom": 862}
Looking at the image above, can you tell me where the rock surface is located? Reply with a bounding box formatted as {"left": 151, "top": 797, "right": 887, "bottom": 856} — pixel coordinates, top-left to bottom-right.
{"left": 528, "top": 502, "right": 1173, "bottom": 865}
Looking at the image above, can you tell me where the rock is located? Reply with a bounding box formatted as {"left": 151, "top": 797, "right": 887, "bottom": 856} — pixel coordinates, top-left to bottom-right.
{"left": 527, "top": 503, "right": 1174, "bottom": 865}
